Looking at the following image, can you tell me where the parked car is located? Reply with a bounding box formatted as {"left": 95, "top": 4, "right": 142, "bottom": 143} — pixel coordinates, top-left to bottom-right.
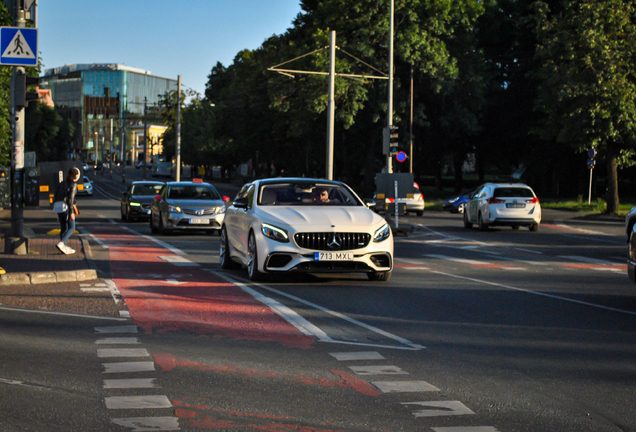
{"left": 373, "top": 182, "right": 425, "bottom": 216}
{"left": 442, "top": 189, "right": 475, "bottom": 214}
{"left": 82, "top": 163, "right": 89, "bottom": 172}
{"left": 77, "top": 176, "right": 93, "bottom": 196}
{"left": 121, "top": 181, "right": 164, "bottom": 221}
{"left": 221, "top": 178, "right": 394, "bottom": 281}
{"left": 463, "top": 183, "right": 541, "bottom": 231}
{"left": 628, "top": 226, "right": 636, "bottom": 282}
{"left": 149, "top": 180, "right": 229, "bottom": 235}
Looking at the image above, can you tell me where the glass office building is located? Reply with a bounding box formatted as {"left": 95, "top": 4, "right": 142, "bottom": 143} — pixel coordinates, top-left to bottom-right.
{"left": 42, "top": 63, "right": 177, "bottom": 164}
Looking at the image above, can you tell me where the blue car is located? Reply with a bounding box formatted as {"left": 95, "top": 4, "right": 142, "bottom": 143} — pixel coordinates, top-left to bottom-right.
{"left": 442, "top": 189, "right": 475, "bottom": 214}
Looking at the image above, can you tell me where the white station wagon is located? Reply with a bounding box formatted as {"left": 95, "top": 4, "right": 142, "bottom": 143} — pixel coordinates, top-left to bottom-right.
{"left": 220, "top": 178, "right": 394, "bottom": 281}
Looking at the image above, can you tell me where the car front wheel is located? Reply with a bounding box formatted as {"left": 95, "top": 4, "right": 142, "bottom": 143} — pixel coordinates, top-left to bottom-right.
{"left": 529, "top": 223, "right": 539, "bottom": 232}
{"left": 368, "top": 271, "right": 391, "bottom": 281}
{"left": 220, "top": 226, "right": 241, "bottom": 270}
{"left": 478, "top": 212, "right": 488, "bottom": 231}
{"left": 247, "top": 232, "right": 264, "bottom": 281}
{"left": 463, "top": 210, "right": 473, "bottom": 229}
{"left": 150, "top": 212, "right": 159, "bottom": 234}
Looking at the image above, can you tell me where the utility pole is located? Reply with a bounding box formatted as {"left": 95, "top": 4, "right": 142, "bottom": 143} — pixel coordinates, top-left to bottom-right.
{"left": 385, "top": 0, "right": 395, "bottom": 174}
{"left": 326, "top": 31, "right": 335, "bottom": 180}
{"left": 176, "top": 75, "right": 181, "bottom": 181}
{"left": 409, "top": 65, "right": 414, "bottom": 174}
{"left": 6, "top": 2, "right": 27, "bottom": 254}
{"left": 143, "top": 97, "right": 148, "bottom": 180}
{"left": 109, "top": 117, "right": 113, "bottom": 177}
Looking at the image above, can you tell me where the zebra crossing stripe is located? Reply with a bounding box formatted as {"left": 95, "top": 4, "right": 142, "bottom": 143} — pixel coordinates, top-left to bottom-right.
{"left": 105, "top": 395, "right": 172, "bottom": 409}
{"left": 372, "top": 381, "right": 439, "bottom": 393}
{"left": 402, "top": 400, "right": 475, "bottom": 418}
{"left": 330, "top": 351, "right": 385, "bottom": 361}
{"left": 111, "top": 417, "right": 179, "bottom": 431}
{"left": 102, "top": 362, "right": 156, "bottom": 373}
{"left": 95, "top": 337, "right": 140, "bottom": 345}
{"left": 103, "top": 378, "right": 157, "bottom": 389}
{"left": 97, "top": 348, "right": 149, "bottom": 358}
{"left": 349, "top": 365, "right": 408, "bottom": 375}
{"left": 95, "top": 325, "right": 138, "bottom": 334}
{"left": 432, "top": 427, "right": 500, "bottom": 432}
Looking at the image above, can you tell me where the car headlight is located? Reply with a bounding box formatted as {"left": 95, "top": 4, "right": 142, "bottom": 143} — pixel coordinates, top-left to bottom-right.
{"left": 129, "top": 202, "right": 141, "bottom": 207}
{"left": 374, "top": 223, "right": 391, "bottom": 242}
{"left": 449, "top": 197, "right": 459, "bottom": 203}
{"left": 169, "top": 205, "right": 182, "bottom": 213}
{"left": 262, "top": 223, "right": 289, "bottom": 243}
{"left": 214, "top": 206, "right": 226, "bottom": 215}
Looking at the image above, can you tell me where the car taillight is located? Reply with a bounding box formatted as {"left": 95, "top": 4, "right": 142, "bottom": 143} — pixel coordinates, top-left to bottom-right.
{"left": 526, "top": 197, "right": 539, "bottom": 204}
{"left": 487, "top": 197, "right": 505, "bottom": 204}
{"left": 387, "top": 198, "right": 395, "bottom": 203}
{"left": 418, "top": 195, "right": 423, "bottom": 201}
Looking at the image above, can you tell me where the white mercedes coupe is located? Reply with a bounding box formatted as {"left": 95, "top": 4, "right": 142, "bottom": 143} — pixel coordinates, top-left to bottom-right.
{"left": 220, "top": 178, "right": 394, "bottom": 281}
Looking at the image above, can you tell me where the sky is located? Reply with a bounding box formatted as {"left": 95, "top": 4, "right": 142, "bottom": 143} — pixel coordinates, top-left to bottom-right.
{"left": 37, "top": 0, "right": 303, "bottom": 96}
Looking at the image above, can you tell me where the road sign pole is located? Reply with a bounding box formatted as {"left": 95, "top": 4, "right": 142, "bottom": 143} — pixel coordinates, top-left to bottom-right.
{"left": 588, "top": 167, "right": 593, "bottom": 206}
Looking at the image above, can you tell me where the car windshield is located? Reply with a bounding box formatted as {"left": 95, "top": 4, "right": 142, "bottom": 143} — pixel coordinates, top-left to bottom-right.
{"left": 131, "top": 184, "right": 163, "bottom": 196}
{"left": 258, "top": 182, "right": 360, "bottom": 206}
{"left": 167, "top": 185, "right": 220, "bottom": 200}
{"left": 493, "top": 187, "right": 534, "bottom": 198}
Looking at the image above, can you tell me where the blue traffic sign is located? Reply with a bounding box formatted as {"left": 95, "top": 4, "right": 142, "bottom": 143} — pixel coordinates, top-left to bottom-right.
{"left": 0, "top": 27, "right": 38, "bottom": 66}
{"left": 396, "top": 151, "right": 408, "bottom": 163}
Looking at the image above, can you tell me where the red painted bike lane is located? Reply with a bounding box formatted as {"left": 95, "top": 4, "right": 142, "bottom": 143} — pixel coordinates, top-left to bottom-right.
{"left": 91, "top": 225, "right": 315, "bottom": 350}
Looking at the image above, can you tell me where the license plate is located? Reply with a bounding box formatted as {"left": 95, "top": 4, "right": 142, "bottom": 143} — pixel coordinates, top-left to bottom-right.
{"left": 506, "top": 203, "right": 526, "bottom": 208}
{"left": 189, "top": 219, "right": 210, "bottom": 224}
{"left": 314, "top": 252, "right": 353, "bottom": 261}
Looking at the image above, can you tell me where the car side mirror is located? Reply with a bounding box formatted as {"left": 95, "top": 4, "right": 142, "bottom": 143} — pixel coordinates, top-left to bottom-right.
{"left": 222, "top": 196, "right": 230, "bottom": 203}
{"left": 363, "top": 198, "right": 376, "bottom": 209}
{"left": 233, "top": 197, "right": 248, "bottom": 209}
{"left": 154, "top": 195, "right": 162, "bottom": 201}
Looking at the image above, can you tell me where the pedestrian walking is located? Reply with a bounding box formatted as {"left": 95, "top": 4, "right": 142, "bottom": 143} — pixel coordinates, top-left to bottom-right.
{"left": 52, "top": 167, "right": 80, "bottom": 254}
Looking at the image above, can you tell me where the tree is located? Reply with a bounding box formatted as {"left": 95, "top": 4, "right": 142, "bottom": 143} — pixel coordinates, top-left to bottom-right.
{"left": 532, "top": 0, "right": 636, "bottom": 213}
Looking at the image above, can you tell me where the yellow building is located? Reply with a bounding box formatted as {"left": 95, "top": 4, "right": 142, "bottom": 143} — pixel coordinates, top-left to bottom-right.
{"left": 129, "top": 125, "right": 169, "bottom": 164}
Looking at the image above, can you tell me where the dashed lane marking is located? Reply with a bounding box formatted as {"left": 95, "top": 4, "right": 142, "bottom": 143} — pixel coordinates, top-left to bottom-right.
{"left": 0, "top": 305, "right": 128, "bottom": 321}
{"left": 103, "top": 378, "right": 157, "bottom": 389}
{"left": 330, "top": 351, "right": 385, "bottom": 361}
{"left": 102, "top": 361, "right": 156, "bottom": 374}
{"left": 104, "top": 395, "right": 172, "bottom": 409}
{"left": 402, "top": 400, "right": 475, "bottom": 418}
{"left": 372, "top": 381, "right": 440, "bottom": 393}
{"left": 158, "top": 255, "right": 199, "bottom": 266}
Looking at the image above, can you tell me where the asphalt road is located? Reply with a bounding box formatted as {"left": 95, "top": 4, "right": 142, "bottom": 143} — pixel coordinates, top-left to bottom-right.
{"left": 1, "top": 174, "right": 634, "bottom": 432}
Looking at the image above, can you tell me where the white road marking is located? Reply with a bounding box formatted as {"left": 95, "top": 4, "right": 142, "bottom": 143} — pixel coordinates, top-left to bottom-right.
{"left": 402, "top": 400, "right": 475, "bottom": 418}
{"left": 431, "top": 270, "right": 636, "bottom": 316}
{"left": 425, "top": 255, "right": 490, "bottom": 265}
{"left": 213, "top": 271, "right": 425, "bottom": 351}
{"left": 79, "top": 229, "right": 109, "bottom": 248}
{"left": 555, "top": 223, "right": 610, "bottom": 236}
{"left": 111, "top": 417, "right": 180, "bottom": 431}
{"left": 97, "top": 348, "right": 150, "bottom": 358}
{"left": 372, "top": 381, "right": 439, "bottom": 393}
{"left": 0, "top": 378, "right": 51, "bottom": 391}
{"left": 432, "top": 427, "right": 500, "bottom": 432}
{"left": 0, "top": 305, "right": 127, "bottom": 321}
{"left": 559, "top": 255, "right": 621, "bottom": 265}
{"left": 104, "top": 395, "right": 172, "bottom": 409}
{"left": 96, "top": 337, "right": 140, "bottom": 345}
{"left": 120, "top": 311, "right": 131, "bottom": 318}
{"left": 80, "top": 288, "right": 110, "bottom": 292}
{"left": 165, "top": 279, "right": 187, "bottom": 285}
{"left": 105, "top": 279, "right": 123, "bottom": 304}
{"left": 158, "top": 255, "right": 199, "bottom": 266}
{"left": 95, "top": 325, "right": 138, "bottom": 334}
{"left": 330, "top": 352, "right": 385, "bottom": 361}
{"left": 120, "top": 225, "right": 186, "bottom": 255}
{"left": 348, "top": 365, "right": 408, "bottom": 375}
{"left": 102, "top": 362, "right": 156, "bottom": 374}
{"left": 103, "top": 378, "right": 157, "bottom": 389}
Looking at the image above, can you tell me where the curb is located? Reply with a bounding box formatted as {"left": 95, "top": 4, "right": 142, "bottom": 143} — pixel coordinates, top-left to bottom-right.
{"left": 0, "top": 269, "right": 97, "bottom": 285}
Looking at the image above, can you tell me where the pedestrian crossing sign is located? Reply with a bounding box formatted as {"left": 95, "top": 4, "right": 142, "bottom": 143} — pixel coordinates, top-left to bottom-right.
{"left": 0, "top": 27, "right": 37, "bottom": 66}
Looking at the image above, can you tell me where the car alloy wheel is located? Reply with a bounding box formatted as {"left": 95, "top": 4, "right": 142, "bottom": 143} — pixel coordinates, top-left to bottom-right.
{"left": 150, "top": 212, "right": 159, "bottom": 234}
{"left": 220, "top": 226, "right": 240, "bottom": 270}
{"left": 247, "top": 232, "right": 263, "bottom": 281}
{"left": 159, "top": 213, "right": 170, "bottom": 235}
{"left": 478, "top": 212, "right": 488, "bottom": 231}
{"left": 458, "top": 202, "right": 465, "bottom": 214}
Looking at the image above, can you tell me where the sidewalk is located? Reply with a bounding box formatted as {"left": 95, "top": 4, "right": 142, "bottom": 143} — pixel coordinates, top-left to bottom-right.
{"left": 0, "top": 215, "right": 96, "bottom": 285}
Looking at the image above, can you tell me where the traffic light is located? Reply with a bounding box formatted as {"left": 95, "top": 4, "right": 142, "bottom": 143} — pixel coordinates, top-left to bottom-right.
{"left": 15, "top": 71, "right": 40, "bottom": 109}
{"left": 389, "top": 126, "right": 399, "bottom": 155}
{"left": 0, "top": 167, "right": 11, "bottom": 208}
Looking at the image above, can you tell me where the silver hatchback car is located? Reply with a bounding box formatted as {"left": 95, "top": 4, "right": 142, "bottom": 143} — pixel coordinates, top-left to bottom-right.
{"left": 150, "top": 180, "right": 228, "bottom": 235}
